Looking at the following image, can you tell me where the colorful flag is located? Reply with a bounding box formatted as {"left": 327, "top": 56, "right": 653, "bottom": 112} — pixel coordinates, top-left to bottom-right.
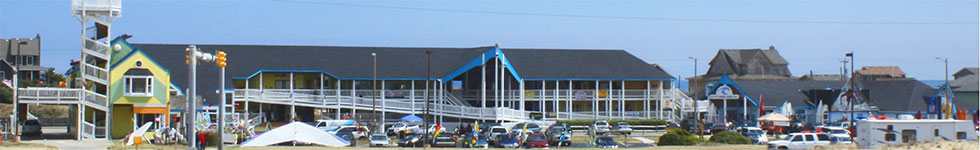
{"left": 433, "top": 122, "right": 442, "bottom": 143}
{"left": 472, "top": 121, "right": 479, "bottom": 144}
{"left": 519, "top": 123, "right": 528, "bottom": 146}
{"left": 758, "top": 94, "right": 765, "bottom": 125}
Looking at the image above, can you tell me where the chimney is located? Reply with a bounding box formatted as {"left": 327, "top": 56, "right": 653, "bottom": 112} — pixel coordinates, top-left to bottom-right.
{"left": 769, "top": 45, "right": 775, "bottom": 51}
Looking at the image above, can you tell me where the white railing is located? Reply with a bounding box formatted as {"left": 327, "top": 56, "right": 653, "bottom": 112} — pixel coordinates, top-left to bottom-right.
{"left": 82, "top": 38, "right": 108, "bottom": 57}
{"left": 81, "top": 121, "right": 96, "bottom": 139}
{"left": 71, "top": 0, "right": 122, "bottom": 13}
{"left": 17, "top": 87, "right": 81, "bottom": 102}
{"left": 462, "top": 89, "right": 667, "bottom": 101}
{"left": 83, "top": 63, "right": 108, "bottom": 82}
{"left": 83, "top": 91, "right": 109, "bottom": 109}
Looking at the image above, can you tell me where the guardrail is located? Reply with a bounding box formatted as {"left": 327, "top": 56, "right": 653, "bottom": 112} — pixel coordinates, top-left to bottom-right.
{"left": 71, "top": 0, "right": 122, "bottom": 13}
{"left": 81, "top": 121, "right": 96, "bottom": 139}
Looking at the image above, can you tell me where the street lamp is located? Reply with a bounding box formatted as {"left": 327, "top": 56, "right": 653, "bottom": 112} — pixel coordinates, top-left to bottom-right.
{"left": 935, "top": 56, "right": 948, "bottom": 119}
{"left": 688, "top": 56, "right": 702, "bottom": 140}
{"left": 423, "top": 50, "right": 431, "bottom": 147}
{"left": 372, "top": 52, "right": 378, "bottom": 132}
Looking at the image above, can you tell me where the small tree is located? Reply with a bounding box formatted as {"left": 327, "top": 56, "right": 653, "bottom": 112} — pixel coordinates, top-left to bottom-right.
{"left": 708, "top": 130, "right": 751, "bottom": 144}
{"left": 658, "top": 128, "right": 703, "bottom": 145}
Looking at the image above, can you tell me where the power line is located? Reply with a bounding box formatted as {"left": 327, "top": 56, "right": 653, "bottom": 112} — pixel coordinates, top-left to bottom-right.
{"left": 272, "top": 0, "right": 977, "bottom": 25}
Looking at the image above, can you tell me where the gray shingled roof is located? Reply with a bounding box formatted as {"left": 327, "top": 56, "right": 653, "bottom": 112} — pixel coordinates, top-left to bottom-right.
{"left": 719, "top": 49, "right": 789, "bottom": 65}
{"left": 131, "top": 43, "right": 673, "bottom": 105}
{"left": 503, "top": 49, "right": 674, "bottom": 80}
{"left": 720, "top": 80, "right": 938, "bottom": 112}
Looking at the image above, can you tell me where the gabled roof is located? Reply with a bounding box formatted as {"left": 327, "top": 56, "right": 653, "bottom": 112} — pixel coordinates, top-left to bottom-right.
{"left": 716, "top": 48, "right": 788, "bottom": 65}
{"left": 855, "top": 66, "right": 906, "bottom": 77}
{"left": 953, "top": 67, "right": 978, "bottom": 79}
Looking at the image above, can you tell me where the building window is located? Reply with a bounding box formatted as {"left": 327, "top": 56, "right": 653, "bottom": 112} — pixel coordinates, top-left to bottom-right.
{"left": 957, "top": 132, "right": 967, "bottom": 139}
{"left": 124, "top": 76, "right": 153, "bottom": 96}
{"left": 935, "top": 129, "right": 939, "bottom": 136}
{"left": 885, "top": 133, "right": 896, "bottom": 141}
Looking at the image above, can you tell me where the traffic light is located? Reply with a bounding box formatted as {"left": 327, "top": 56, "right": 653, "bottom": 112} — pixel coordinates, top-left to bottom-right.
{"left": 216, "top": 51, "right": 227, "bottom": 67}
{"left": 185, "top": 47, "right": 191, "bottom": 64}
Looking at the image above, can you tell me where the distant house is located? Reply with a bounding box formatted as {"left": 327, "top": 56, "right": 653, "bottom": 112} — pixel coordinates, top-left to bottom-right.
{"left": 0, "top": 34, "right": 49, "bottom": 80}
{"left": 690, "top": 45, "right": 793, "bottom": 95}
{"left": 854, "top": 66, "right": 908, "bottom": 81}
{"left": 950, "top": 67, "right": 978, "bottom": 110}
{"left": 799, "top": 74, "right": 844, "bottom": 81}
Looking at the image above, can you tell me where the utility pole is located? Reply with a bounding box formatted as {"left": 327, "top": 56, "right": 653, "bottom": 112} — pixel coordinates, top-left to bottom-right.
{"left": 423, "top": 50, "right": 431, "bottom": 148}
{"left": 845, "top": 52, "right": 854, "bottom": 128}
{"left": 186, "top": 45, "right": 198, "bottom": 150}
{"left": 935, "top": 57, "right": 948, "bottom": 119}
{"left": 689, "top": 56, "right": 702, "bottom": 140}
{"left": 216, "top": 51, "right": 227, "bottom": 150}
{"left": 13, "top": 41, "right": 27, "bottom": 142}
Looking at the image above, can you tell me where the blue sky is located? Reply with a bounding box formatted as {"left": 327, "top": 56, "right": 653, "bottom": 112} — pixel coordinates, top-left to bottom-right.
{"left": 1, "top": 0, "right": 977, "bottom": 80}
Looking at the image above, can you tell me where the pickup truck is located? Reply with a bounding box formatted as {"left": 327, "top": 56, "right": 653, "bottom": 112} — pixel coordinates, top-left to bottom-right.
{"left": 767, "top": 133, "right": 832, "bottom": 150}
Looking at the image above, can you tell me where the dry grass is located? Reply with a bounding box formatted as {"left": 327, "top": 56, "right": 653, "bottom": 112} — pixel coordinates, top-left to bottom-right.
{"left": 0, "top": 141, "right": 59, "bottom": 150}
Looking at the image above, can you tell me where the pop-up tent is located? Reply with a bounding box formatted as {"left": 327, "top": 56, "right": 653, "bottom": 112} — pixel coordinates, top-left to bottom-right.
{"left": 758, "top": 113, "right": 792, "bottom": 122}
{"left": 240, "top": 122, "right": 349, "bottom": 147}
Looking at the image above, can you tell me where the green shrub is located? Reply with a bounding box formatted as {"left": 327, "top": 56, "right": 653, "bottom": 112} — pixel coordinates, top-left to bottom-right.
{"left": 708, "top": 130, "right": 751, "bottom": 144}
{"left": 658, "top": 128, "right": 702, "bottom": 145}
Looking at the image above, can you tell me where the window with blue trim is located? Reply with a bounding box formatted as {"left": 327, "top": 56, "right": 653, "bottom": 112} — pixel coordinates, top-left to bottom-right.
{"left": 124, "top": 76, "right": 153, "bottom": 97}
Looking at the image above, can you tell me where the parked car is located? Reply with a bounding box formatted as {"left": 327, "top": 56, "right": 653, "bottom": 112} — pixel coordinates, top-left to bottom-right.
{"left": 22, "top": 119, "right": 42, "bottom": 136}
{"left": 495, "top": 134, "right": 521, "bottom": 148}
{"left": 546, "top": 124, "right": 572, "bottom": 146}
{"left": 736, "top": 126, "right": 768, "bottom": 144}
{"left": 817, "top": 126, "right": 851, "bottom": 144}
{"left": 369, "top": 134, "right": 390, "bottom": 147}
{"left": 615, "top": 122, "right": 633, "bottom": 135}
{"left": 427, "top": 124, "right": 447, "bottom": 134}
{"left": 397, "top": 134, "right": 424, "bottom": 147}
{"left": 524, "top": 133, "right": 549, "bottom": 148}
{"left": 488, "top": 126, "right": 509, "bottom": 145}
{"left": 461, "top": 133, "right": 490, "bottom": 148}
{"left": 333, "top": 128, "right": 356, "bottom": 147}
{"left": 767, "top": 133, "right": 832, "bottom": 150}
{"left": 432, "top": 133, "right": 457, "bottom": 147}
{"left": 594, "top": 136, "right": 618, "bottom": 148}
{"left": 388, "top": 122, "right": 420, "bottom": 136}
{"left": 593, "top": 120, "right": 611, "bottom": 134}
{"left": 330, "top": 126, "right": 370, "bottom": 139}
{"left": 511, "top": 123, "right": 541, "bottom": 134}
{"left": 708, "top": 123, "right": 729, "bottom": 134}
{"left": 479, "top": 122, "right": 502, "bottom": 134}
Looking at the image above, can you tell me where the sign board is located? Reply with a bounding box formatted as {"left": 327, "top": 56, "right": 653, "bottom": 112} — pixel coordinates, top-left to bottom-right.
{"left": 773, "top": 121, "right": 791, "bottom": 126}
{"left": 708, "top": 85, "right": 740, "bottom": 99}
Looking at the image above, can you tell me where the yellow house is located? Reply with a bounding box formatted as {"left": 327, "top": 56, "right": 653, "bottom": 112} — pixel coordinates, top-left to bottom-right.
{"left": 107, "top": 40, "right": 172, "bottom": 138}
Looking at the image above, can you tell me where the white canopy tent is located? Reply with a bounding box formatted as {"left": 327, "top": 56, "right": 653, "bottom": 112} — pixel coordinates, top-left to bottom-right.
{"left": 240, "top": 122, "right": 349, "bottom": 147}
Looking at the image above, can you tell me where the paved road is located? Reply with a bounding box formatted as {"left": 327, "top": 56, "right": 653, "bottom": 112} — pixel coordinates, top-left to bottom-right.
{"left": 19, "top": 126, "right": 112, "bottom": 150}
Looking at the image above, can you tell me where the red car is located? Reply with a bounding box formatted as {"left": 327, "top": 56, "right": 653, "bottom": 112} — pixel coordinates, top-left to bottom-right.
{"left": 524, "top": 133, "right": 549, "bottom": 148}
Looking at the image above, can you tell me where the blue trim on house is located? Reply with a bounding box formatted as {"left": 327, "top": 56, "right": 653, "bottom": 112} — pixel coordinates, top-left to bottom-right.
{"left": 109, "top": 49, "right": 172, "bottom": 77}
{"left": 441, "top": 48, "right": 497, "bottom": 82}
{"left": 707, "top": 75, "right": 759, "bottom": 106}
{"left": 342, "top": 77, "right": 437, "bottom": 80}
{"left": 171, "top": 82, "right": 184, "bottom": 95}
{"left": 496, "top": 48, "right": 523, "bottom": 81}
{"left": 523, "top": 78, "right": 676, "bottom": 81}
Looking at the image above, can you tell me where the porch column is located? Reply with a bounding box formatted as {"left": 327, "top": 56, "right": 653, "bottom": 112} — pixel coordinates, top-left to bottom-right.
{"left": 743, "top": 96, "right": 747, "bottom": 122}
{"left": 553, "top": 80, "right": 558, "bottom": 119}
{"left": 439, "top": 79, "right": 444, "bottom": 122}
{"left": 245, "top": 77, "right": 250, "bottom": 113}
{"left": 608, "top": 80, "right": 612, "bottom": 119}
{"left": 381, "top": 80, "right": 386, "bottom": 129}
{"left": 540, "top": 81, "right": 545, "bottom": 119}
{"left": 659, "top": 80, "right": 664, "bottom": 119}
{"left": 594, "top": 80, "right": 598, "bottom": 120}
{"left": 352, "top": 80, "right": 357, "bottom": 119}
{"left": 494, "top": 56, "right": 499, "bottom": 108}
{"left": 336, "top": 79, "right": 341, "bottom": 119}
{"left": 567, "top": 80, "right": 572, "bottom": 120}
{"left": 723, "top": 98, "right": 728, "bottom": 123}
{"left": 290, "top": 73, "right": 295, "bottom": 121}
{"left": 320, "top": 74, "right": 325, "bottom": 106}
{"left": 520, "top": 79, "right": 525, "bottom": 113}
{"left": 411, "top": 80, "right": 416, "bottom": 114}
{"left": 620, "top": 80, "right": 625, "bottom": 119}
{"left": 481, "top": 54, "right": 487, "bottom": 117}
{"left": 646, "top": 80, "right": 650, "bottom": 119}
